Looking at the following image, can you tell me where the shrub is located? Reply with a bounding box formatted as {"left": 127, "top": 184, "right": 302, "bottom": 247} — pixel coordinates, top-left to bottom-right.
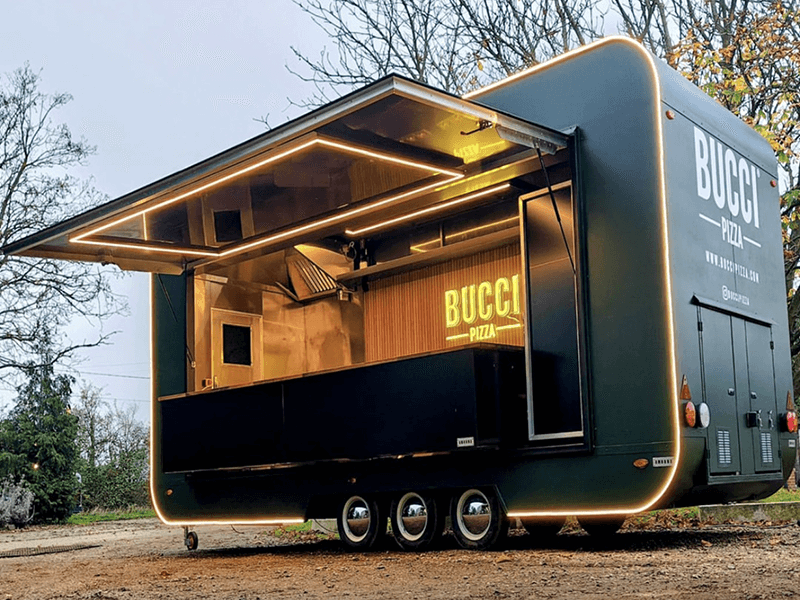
{"left": 80, "top": 448, "right": 149, "bottom": 510}
{"left": 0, "top": 476, "right": 34, "bottom": 527}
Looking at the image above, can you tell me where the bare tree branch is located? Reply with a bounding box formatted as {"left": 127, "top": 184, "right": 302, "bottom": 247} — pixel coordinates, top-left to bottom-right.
{"left": 0, "top": 65, "right": 126, "bottom": 381}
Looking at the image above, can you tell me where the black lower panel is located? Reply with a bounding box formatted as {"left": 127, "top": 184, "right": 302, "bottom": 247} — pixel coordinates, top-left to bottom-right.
{"left": 161, "top": 346, "right": 525, "bottom": 473}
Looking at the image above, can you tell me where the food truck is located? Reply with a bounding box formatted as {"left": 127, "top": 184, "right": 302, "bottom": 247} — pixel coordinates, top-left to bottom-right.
{"left": 4, "top": 37, "right": 796, "bottom": 551}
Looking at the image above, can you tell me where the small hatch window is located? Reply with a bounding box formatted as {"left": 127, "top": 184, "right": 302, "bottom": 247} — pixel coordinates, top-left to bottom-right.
{"left": 214, "top": 210, "right": 244, "bottom": 243}
{"left": 222, "top": 324, "right": 251, "bottom": 365}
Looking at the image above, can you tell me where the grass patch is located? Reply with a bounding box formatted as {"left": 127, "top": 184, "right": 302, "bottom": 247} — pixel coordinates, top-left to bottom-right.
{"left": 285, "top": 521, "right": 312, "bottom": 533}
{"left": 758, "top": 487, "right": 800, "bottom": 503}
{"left": 624, "top": 506, "right": 701, "bottom": 530}
{"left": 66, "top": 506, "right": 156, "bottom": 525}
{"left": 271, "top": 520, "right": 335, "bottom": 541}
{"left": 623, "top": 487, "right": 800, "bottom": 530}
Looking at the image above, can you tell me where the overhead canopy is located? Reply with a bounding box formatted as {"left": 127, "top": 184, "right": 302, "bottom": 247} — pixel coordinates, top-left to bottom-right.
{"left": 2, "top": 75, "right": 568, "bottom": 274}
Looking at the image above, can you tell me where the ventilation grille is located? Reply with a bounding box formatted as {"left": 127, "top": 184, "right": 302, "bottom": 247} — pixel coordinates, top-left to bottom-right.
{"left": 717, "top": 429, "right": 732, "bottom": 465}
{"left": 283, "top": 251, "right": 339, "bottom": 301}
{"left": 760, "top": 432, "right": 774, "bottom": 464}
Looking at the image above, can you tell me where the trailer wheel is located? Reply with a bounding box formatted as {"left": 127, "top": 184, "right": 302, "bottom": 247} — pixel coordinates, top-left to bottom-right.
{"left": 389, "top": 492, "right": 441, "bottom": 551}
{"left": 184, "top": 531, "right": 198, "bottom": 551}
{"left": 451, "top": 488, "right": 506, "bottom": 550}
{"left": 578, "top": 516, "right": 625, "bottom": 537}
{"left": 338, "top": 495, "right": 384, "bottom": 550}
{"left": 520, "top": 517, "right": 565, "bottom": 541}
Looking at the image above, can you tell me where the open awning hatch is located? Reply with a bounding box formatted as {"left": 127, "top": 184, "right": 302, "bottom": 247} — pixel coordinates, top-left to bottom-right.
{"left": 2, "top": 75, "right": 568, "bottom": 274}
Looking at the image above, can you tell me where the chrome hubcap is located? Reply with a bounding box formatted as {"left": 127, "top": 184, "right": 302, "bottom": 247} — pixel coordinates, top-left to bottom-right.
{"left": 456, "top": 489, "right": 491, "bottom": 541}
{"left": 396, "top": 493, "right": 428, "bottom": 541}
{"left": 343, "top": 496, "right": 371, "bottom": 541}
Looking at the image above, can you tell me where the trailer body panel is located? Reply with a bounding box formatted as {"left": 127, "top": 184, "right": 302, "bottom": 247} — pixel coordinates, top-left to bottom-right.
{"left": 3, "top": 38, "right": 794, "bottom": 534}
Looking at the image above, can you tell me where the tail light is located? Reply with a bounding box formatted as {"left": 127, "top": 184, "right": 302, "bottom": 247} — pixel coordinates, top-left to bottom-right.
{"left": 679, "top": 375, "right": 711, "bottom": 428}
{"left": 784, "top": 411, "right": 798, "bottom": 433}
{"left": 785, "top": 392, "right": 798, "bottom": 433}
{"left": 684, "top": 401, "right": 697, "bottom": 427}
{"left": 680, "top": 375, "right": 698, "bottom": 427}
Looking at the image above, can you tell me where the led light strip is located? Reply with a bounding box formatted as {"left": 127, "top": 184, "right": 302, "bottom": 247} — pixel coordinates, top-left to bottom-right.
{"left": 76, "top": 238, "right": 218, "bottom": 257}
{"left": 216, "top": 174, "right": 463, "bottom": 258}
{"left": 345, "top": 183, "right": 511, "bottom": 236}
{"left": 466, "top": 36, "right": 681, "bottom": 519}
{"left": 71, "top": 137, "right": 464, "bottom": 259}
{"left": 410, "top": 214, "right": 520, "bottom": 253}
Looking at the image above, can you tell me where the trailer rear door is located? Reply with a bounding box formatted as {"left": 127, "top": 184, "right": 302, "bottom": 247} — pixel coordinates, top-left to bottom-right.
{"left": 700, "top": 308, "right": 742, "bottom": 474}
{"left": 699, "top": 305, "right": 780, "bottom": 476}
{"left": 739, "top": 320, "right": 780, "bottom": 473}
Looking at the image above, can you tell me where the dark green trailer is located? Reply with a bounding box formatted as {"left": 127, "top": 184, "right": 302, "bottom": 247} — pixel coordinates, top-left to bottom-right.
{"left": 5, "top": 37, "right": 795, "bottom": 551}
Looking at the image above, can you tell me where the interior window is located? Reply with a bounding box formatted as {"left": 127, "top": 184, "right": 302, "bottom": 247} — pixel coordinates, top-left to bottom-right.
{"left": 222, "top": 324, "right": 251, "bottom": 366}
{"left": 522, "top": 183, "right": 586, "bottom": 442}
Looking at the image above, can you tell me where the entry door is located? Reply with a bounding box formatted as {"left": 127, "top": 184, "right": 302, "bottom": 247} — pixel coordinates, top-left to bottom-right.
{"left": 700, "top": 309, "right": 742, "bottom": 475}
{"left": 211, "top": 308, "right": 262, "bottom": 388}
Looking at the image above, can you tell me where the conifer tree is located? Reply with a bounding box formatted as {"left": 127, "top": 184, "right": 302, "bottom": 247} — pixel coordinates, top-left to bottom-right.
{"left": 0, "top": 332, "right": 78, "bottom": 522}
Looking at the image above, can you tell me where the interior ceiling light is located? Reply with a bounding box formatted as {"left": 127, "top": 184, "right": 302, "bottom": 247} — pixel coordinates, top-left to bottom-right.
{"left": 410, "top": 214, "right": 519, "bottom": 253}
{"left": 69, "top": 137, "right": 464, "bottom": 259}
{"left": 345, "top": 183, "right": 511, "bottom": 237}
{"left": 72, "top": 239, "right": 219, "bottom": 257}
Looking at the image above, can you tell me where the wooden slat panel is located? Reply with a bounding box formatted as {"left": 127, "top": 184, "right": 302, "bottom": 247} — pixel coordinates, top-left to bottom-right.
{"left": 364, "top": 243, "right": 524, "bottom": 361}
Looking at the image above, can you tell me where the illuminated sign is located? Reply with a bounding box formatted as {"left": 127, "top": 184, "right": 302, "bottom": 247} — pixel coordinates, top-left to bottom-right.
{"left": 445, "top": 275, "right": 521, "bottom": 342}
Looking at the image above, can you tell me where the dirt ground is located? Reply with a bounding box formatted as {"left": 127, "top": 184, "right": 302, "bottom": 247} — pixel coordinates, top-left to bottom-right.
{"left": 2, "top": 517, "right": 799, "bottom": 600}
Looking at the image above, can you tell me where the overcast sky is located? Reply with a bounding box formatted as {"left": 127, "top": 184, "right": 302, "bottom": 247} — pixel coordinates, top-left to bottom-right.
{"left": 0, "top": 0, "right": 319, "bottom": 420}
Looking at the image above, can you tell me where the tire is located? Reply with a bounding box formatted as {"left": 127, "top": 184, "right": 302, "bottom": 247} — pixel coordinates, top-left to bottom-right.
{"left": 450, "top": 488, "right": 507, "bottom": 550}
{"left": 520, "top": 517, "right": 565, "bottom": 541}
{"left": 389, "top": 492, "right": 441, "bottom": 551}
{"left": 184, "top": 531, "right": 198, "bottom": 551}
{"left": 578, "top": 516, "right": 625, "bottom": 537}
{"left": 337, "top": 495, "right": 385, "bottom": 550}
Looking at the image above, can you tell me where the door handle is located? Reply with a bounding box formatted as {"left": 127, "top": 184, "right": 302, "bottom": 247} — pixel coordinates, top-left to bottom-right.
{"left": 745, "top": 410, "right": 763, "bottom": 428}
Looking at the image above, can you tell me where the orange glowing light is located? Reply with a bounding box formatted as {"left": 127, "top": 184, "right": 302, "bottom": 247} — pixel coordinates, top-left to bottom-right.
{"left": 410, "top": 214, "right": 520, "bottom": 254}
{"left": 679, "top": 375, "right": 692, "bottom": 400}
{"left": 684, "top": 402, "right": 697, "bottom": 428}
{"left": 345, "top": 183, "right": 510, "bottom": 236}
{"left": 785, "top": 411, "right": 798, "bottom": 434}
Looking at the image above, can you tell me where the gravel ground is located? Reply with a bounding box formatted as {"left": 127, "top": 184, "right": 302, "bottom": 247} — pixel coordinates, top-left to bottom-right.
{"left": 1, "top": 517, "right": 799, "bottom": 599}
